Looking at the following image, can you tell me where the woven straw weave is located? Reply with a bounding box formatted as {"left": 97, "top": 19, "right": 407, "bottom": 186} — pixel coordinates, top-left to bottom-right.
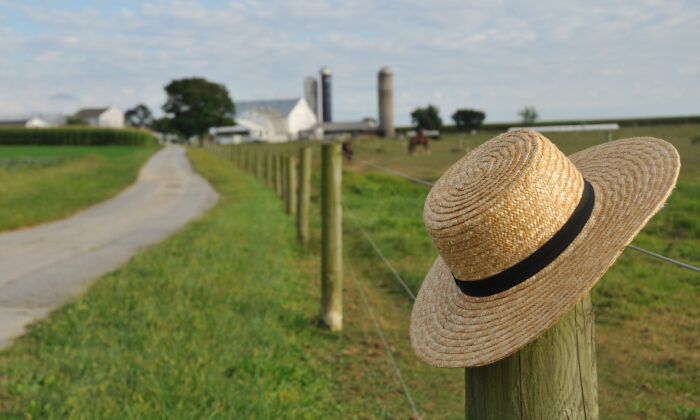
{"left": 410, "top": 129, "right": 680, "bottom": 367}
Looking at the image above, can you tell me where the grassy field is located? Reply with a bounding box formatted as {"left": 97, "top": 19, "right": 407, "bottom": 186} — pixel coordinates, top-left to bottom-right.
{"left": 235, "top": 124, "right": 699, "bottom": 418}
{"left": 0, "top": 148, "right": 454, "bottom": 418}
{"left": 0, "top": 146, "right": 159, "bottom": 231}
{"left": 0, "top": 125, "right": 696, "bottom": 418}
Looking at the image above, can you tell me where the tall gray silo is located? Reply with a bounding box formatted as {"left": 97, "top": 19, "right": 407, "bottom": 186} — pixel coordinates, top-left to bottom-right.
{"left": 304, "top": 76, "right": 317, "bottom": 116}
{"left": 378, "top": 67, "right": 394, "bottom": 138}
{"left": 319, "top": 67, "right": 332, "bottom": 122}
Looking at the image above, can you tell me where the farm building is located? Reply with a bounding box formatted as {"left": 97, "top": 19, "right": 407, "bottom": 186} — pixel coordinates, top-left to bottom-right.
{"left": 211, "top": 98, "right": 316, "bottom": 144}
{"left": 300, "top": 120, "right": 380, "bottom": 139}
{"left": 73, "top": 107, "right": 124, "bottom": 128}
{"left": 0, "top": 116, "right": 51, "bottom": 128}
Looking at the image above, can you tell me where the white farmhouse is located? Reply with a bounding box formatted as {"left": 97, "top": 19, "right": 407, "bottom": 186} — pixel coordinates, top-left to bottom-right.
{"left": 211, "top": 98, "right": 316, "bottom": 144}
{"left": 74, "top": 107, "right": 124, "bottom": 128}
{"left": 0, "top": 117, "right": 51, "bottom": 128}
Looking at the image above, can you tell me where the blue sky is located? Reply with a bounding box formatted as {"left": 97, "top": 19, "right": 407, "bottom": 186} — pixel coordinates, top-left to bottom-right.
{"left": 1, "top": 0, "right": 698, "bottom": 125}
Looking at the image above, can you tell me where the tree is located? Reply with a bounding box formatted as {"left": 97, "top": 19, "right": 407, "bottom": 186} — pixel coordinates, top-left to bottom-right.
{"left": 411, "top": 104, "right": 442, "bottom": 130}
{"left": 152, "top": 116, "right": 176, "bottom": 134}
{"left": 518, "top": 106, "right": 538, "bottom": 124}
{"left": 452, "top": 109, "right": 486, "bottom": 131}
{"left": 162, "top": 77, "right": 234, "bottom": 139}
{"left": 125, "top": 104, "right": 154, "bottom": 128}
{"left": 66, "top": 116, "right": 87, "bottom": 125}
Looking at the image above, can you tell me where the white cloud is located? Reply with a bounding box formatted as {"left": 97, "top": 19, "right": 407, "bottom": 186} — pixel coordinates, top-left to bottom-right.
{"left": 0, "top": 0, "right": 698, "bottom": 123}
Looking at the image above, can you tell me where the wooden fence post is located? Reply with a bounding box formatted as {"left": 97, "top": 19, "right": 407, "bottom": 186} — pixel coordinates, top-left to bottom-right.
{"left": 286, "top": 154, "right": 298, "bottom": 216}
{"left": 297, "top": 147, "right": 311, "bottom": 244}
{"left": 321, "top": 143, "right": 342, "bottom": 331}
{"left": 255, "top": 153, "right": 262, "bottom": 179}
{"left": 282, "top": 155, "right": 289, "bottom": 204}
{"left": 465, "top": 291, "right": 598, "bottom": 419}
{"left": 266, "top": 153, "right": 273, "bottom": 187}
{"left": 275, "top": 154, "right": 283, "bottom": 196}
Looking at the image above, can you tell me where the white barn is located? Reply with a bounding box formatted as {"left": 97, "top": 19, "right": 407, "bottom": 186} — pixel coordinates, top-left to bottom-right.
{"left": 74, "top": 107, "right": 125, "bottom": 128}
{"left": 211, "top": 98, "right": 316, "bottom": 144}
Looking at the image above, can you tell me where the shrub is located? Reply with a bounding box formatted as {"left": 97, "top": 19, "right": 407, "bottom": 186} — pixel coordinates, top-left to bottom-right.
{"left": 0, "top": 127, "right": 158, "bottom": 146}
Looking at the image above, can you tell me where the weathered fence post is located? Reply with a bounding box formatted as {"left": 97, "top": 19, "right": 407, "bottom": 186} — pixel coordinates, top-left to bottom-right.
{"left": 297, "top": 147, "right": 311, "bottom": 244}
{"left": 255, "top": 153, "right": 262, "bottom": 179}
{"left": 465, "top": 291, "right": 598, "bottom": 419}
{"left": 275, "top": 154, "right": 283, "bottom": 196}
{"left": 286, "top": 154, "right": 298, "bottom": 216}
{"left": 281, "top": 155, "right": 289, "bottom": 204}
{"left": 321, "top": 143, "right": 342, "bottom": 331}
{"left": 266, "top": 153, "right": 273, "bottom": 187}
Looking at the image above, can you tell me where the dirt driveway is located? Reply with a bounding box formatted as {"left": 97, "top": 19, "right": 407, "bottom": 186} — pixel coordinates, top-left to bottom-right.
{"left": 0, "top": 144, "right": 218, "bottom": 348}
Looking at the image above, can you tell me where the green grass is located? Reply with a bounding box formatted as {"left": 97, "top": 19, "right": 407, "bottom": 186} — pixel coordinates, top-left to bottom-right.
{"left": 0, "top": 123, "right": 697, "bottom": 418}
{"left": 0, "top": 146, "right": 159, "bottom": 231}
{"left": 0, "top": 149, "right": 349, "bottom": 418}
{"left": 234, "top": 124, "right": 699, "bottom": 418}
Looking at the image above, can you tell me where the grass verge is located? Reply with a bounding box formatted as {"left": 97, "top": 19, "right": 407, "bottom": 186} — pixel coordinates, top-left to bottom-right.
{"left": 0, "top": 148, "right": 348, "bottom": 418}
{"left": 0, "top": 145, "right": 159, "bottom": 232}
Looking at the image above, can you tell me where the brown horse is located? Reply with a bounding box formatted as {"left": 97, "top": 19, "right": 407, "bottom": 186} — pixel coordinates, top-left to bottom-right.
{"left": 342, "top": 141, "right": 354, "bottom": 160}
{"left": 409, "top": 129, "right": 430, "bottom": 155}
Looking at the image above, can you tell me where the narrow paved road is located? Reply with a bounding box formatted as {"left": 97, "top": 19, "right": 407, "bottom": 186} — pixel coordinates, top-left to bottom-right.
{"left": 0, "top": 145, "right": 218, "bottom": 348}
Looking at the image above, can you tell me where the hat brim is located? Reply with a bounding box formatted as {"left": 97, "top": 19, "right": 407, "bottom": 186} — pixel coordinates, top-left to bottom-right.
{"left": 410, "top": 137, "right": 680, "bottom": 367}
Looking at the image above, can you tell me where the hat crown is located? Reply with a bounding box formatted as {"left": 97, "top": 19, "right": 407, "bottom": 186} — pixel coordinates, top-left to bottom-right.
{"left": 424, "top": 130, "right": 585, "bottom": 281}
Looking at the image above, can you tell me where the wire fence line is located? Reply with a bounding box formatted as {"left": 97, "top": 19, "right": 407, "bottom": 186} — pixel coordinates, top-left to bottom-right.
{"left": 343, "top": 252, "right": 421, "bottom": 419}
{"left": 627, "top": 245, "right": 700, "bottom": 274}
{"left": 345, "top": 207, "right": 417, "bottom": 301}
{"left": 347, "top": 153, "right": 700, "bottom": 274}
{"left": 345, "top": 153, "right": 436, "bottom": 187}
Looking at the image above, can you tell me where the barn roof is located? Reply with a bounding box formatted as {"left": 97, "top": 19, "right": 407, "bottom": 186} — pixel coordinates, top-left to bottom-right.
{"left": 0, "top": 118, "right": 31, "bottom": 126}
{"left": 74, "top": 107, "right": 109, "bottom": 118}
{"left": 234, "top": 99, "right": 302, "bottom": 118}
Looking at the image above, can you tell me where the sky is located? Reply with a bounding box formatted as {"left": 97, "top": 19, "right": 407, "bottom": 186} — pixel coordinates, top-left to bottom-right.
{"left": 0, "top": 0, "right": 698, "bottom": 125}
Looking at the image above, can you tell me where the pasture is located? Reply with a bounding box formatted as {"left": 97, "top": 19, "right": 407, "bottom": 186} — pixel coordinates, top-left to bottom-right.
{"left": 235, "top": 123, "right": 699, "bottom": 418}
{"left": 0, "top": 146, "right": 159, "bottom": 231}
{"left": 0, "top": 124, "right": 696, "bottom": 418}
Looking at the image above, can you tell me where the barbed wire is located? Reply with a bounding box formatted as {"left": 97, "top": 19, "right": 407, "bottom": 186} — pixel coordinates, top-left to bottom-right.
{"left": 344, "top": 252, "right": 421, "bottom": 419}
{"left": 346, "top": 153, "right": 700, "bottom": 274}
{"left": 345, "top": 207, "right": 417, "bottom": 301}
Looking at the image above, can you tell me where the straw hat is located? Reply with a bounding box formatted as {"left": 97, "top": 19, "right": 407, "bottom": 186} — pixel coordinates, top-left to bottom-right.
{"left": 410, "top": 129, "right": 680, "bottom": 367}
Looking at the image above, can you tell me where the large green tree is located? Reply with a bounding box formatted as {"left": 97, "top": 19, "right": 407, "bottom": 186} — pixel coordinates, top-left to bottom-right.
{"left": 451, "top": 108, "right": 486, "bottom": 131}
{"left": 162, "top": 78, "right": 234, "bottom": 139}
{"left": 410, "top": 104, "right": 442, "bottom": 130}
{"left": 125, "top": 104, "right": 154, "bottom": 128}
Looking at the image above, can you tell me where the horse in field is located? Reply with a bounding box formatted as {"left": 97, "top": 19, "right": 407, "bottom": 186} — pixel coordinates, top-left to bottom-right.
{"left": 342, "top": 141, "right": 354, "bottom": 160}
{"left": 409, "top": 129, "right": 430, "bottom": 155}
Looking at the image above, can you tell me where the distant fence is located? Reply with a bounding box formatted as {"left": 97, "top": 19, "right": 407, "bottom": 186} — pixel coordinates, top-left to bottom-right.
{"left": 396, "top": 114, "right": 700, "bottom": 135}
{"left": 204, "top": 141, "right": 698, "bottom": 419}
{"left": 508, "top": 123, "right": 619, "bottom": 132}
{"left": 0, "top": 127, "right": 158, "bottom": 146}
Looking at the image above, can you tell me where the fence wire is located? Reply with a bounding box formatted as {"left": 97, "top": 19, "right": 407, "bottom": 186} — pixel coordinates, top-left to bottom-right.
{"left": 344, "top": 252, "right": 421, "bottom": 419}
{"left": 345, "top": 207, "right": 417, "bottom": 301}
{"left": 347, "top": 153, "right": 700, "bottom": 274}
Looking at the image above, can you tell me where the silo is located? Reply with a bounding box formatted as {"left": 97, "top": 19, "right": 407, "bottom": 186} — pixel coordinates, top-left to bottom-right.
{"left": 319, "top": 67, "right": 332, "bottom": 122}
{"left": 304, "top": 76, "right": 317, "bottom": 116}
{"left": 378, "top": 67, "right": 394, "bottom": 138}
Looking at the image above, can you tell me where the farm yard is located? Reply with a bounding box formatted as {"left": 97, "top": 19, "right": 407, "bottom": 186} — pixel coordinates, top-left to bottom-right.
{"left": 0, "top": 124, "right": 697, "bottom": 418}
